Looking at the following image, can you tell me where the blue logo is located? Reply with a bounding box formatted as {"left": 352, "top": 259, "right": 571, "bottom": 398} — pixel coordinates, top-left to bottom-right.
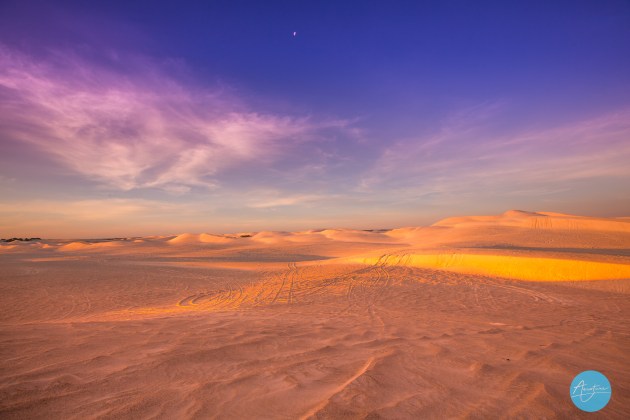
{"left": 570, "top": 370, "right": 611, "bottom": 412}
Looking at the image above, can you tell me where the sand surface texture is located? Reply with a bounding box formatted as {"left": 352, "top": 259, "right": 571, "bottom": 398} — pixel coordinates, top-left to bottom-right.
{"left": 1, "top": 211, "right": 629, "bottom": 418}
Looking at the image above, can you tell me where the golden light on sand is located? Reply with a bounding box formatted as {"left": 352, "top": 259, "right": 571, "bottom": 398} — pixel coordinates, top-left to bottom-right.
{"left": 355, "top": 254, "right": 630, "bottom": 282}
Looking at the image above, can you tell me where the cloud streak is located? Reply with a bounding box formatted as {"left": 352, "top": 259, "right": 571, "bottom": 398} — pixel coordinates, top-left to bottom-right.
{"left": 361, "top": 106, "right": 630, "bottom": 200}
{"left": 246, "top": 193, "right": 336, "bottom": 209}
{"left": 0, "top": 46, "right": 346, "bottom": 192}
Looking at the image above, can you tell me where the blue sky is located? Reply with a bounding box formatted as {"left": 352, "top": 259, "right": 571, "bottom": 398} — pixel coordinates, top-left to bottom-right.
{"left": 1, "top": 1, "right": 629, "bottom": 237}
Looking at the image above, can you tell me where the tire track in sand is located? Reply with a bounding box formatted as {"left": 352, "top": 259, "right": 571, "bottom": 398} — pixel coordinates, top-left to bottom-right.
{"left": 288, "top": 262, "right": 297, "bottom": 304}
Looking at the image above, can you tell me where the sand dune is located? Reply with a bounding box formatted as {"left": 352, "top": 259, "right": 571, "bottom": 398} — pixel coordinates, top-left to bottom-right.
{"left": 388, "top": 211, "right": 630, "bottom": 253}
{"left": 250, "top": 231, "right": 296, "bottom": 244}
{"left": 58, "top": 241, "right": 123, "bottom": 251}
{"left": 1, "top": 211, "right": 629, "bottom": 418}
{"left": 246, "top": 229, "right": 398, "bottom": 245}
{"left": 319, "top": 229, "right": 397, "bottom": 243}
{"left": 168, "top": 233, "right": 236, "bottom": 245}
{"left": 434, "top": 209, "right": 630, "bottom": 232}
{"left": 58, "top": 241, "right": 92, "bottom": 251}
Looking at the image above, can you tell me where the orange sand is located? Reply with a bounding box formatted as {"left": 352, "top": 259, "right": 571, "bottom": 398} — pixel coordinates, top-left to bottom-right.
{"left": 0, "top": 210, "right": 629, "bottom": 418}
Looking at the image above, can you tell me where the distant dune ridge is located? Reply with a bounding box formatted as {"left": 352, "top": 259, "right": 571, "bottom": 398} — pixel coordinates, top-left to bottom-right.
{"left": 58, "top": 241, "right": 123, "bottom": 251}
{"left": 1, "top": 210, "right": 629, "bottom": 418}
{"left": 433, "top": 209, "right": 630, "bottom": 232}
{"left": 2, "top": 210, "right": 630, "bottom": 283}
{"left": 3, "top": 210, "right": 630, "bottom": 281}
{"left": 168, "top": 233, "right": 236, "bottom": 244}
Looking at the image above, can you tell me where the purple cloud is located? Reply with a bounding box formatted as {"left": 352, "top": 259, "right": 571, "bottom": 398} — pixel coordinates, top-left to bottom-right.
{"left": 0, "top": 46, "right": 348, "bottom": 192}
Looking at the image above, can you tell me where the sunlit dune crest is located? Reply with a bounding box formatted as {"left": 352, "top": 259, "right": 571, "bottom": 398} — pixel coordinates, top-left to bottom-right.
{"left": 58, "top": 241, "right": 123, "bottom": 251}
{"left": 58, "top": 241, "right": 92, "bottom": 251}
{"left": 168, "top": 233, "right": 236, "bottom": 244}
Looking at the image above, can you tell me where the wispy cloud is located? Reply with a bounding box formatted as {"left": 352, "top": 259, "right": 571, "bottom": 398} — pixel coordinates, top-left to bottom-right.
{"left": 0, "top": 46, "right": 349, "bottom": 192}
{"left": 246, "top": 193, "right": 335, "bottom": 208}
{"left": 361, "top": 106, "right": 630, "bottom": 200}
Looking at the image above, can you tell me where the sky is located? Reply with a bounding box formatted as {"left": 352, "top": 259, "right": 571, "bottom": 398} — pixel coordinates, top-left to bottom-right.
{"left": 1, "top": 0, "right": 629, "bottom": 238}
